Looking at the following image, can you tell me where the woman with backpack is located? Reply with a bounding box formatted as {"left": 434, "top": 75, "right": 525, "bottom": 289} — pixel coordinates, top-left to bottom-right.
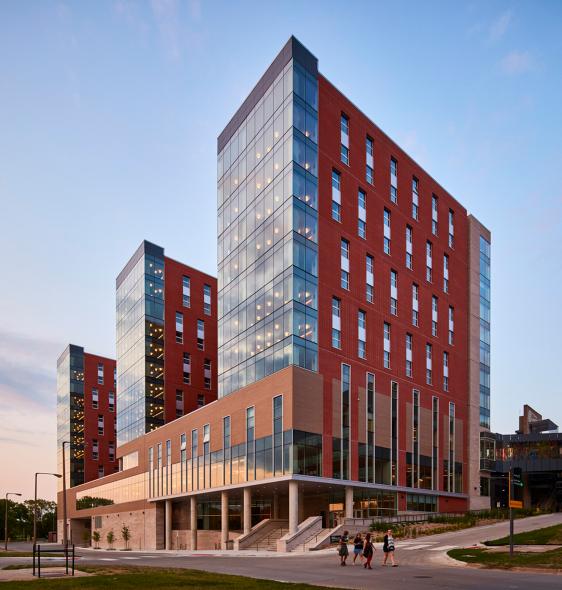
{"left": 338, "top": 530, "right": 349, "bottom": 566}
{"left": 382, "top": 529, "right": 397, "bottom": 566}
{"left": 362, "top": 532, "right": 375, "bottom": 569}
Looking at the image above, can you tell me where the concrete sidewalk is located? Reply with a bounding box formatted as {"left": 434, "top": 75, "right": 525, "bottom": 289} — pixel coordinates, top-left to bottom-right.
{"left": 0, "top": 567, "right": 92, "bottom": 582}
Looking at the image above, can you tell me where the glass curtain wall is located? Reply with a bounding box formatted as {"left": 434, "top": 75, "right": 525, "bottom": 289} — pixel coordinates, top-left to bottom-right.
{"left": 217, "top": 60, "right": 319, "bottom": 397}
{"left": 116, "top": 248, "right": 165, "bottom": 445}
{"left": 479, "top": 237, "right": 491, "bottom": 428}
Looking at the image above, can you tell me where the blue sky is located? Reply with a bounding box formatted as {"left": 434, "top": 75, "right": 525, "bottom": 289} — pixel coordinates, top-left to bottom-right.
{"left": 1, "top": 0, "right": 561, "bottom": 499}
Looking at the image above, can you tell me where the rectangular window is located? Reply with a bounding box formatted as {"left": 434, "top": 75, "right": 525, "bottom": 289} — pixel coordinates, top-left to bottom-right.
{"left": 331, "top": 169, "right": 341, "bottom": 221}
{"left": 383, "top": 322, "right": 391, "bottom": 368}
{"left": 366, "top": 372, "right": 375, "bottom": 483}
{"left": 341, "top": 364, "right": 351, "bottom": 479}
{"left": 182, "top": 275, "right": 191, "bottom": 307}
{"left": 341, "top": 238, "right": 350, "bottom": 289}
{"left": 390, "top": 158, "right": 398, "bottom": 203}
{"left": 246, "top": 406, "right": 255, "bottom": 481}
{"left": 358, "top": 189, "right": 366, "bottom": 238}
{"left": 383, "top": 208, "right": 391, "bottom": 254}
{"left": 204, "top": 358, "right": 211, "bottom": 389}
{"left": 366, "top": 254, "right": 374, "bottom": 303}
{"left": 98, "top": 414, "right": 104, "bottom": 436}
{"left": 176, "top": 311, "right": 183, "bottom": 343}
{"left": 426, "top": 240, "right": 433, "bottom": 282}
{"left": 108, "top": 441, "right": 115, "bottom": 462}
{"left": 180, "top": 433, "right": 187, "bottom": 490}
{"left": 390, "top": 269, "right": 398, "bottom": 316}
{"left": 113, "top": 366, "right": 116, "bottom": 388}
{"left": 332, "top": 297, "right": 341, "bottom": 349}
{"left": 197, "top": 393, "right": 205, "bottom": 408}
{"left": 203, "top": 284, "right": 212, "bottom": 315}
{"left": 97, "top": 363, "right": 104, "bottom": 385}
{"left": 447, "top": 402, "right": 455, "bottom": 492}
{"left": 443, "top": 351, "right": 449, "bottom": 391}
{"left": 273, "top": 395, "right": 283, "bottom": 475}
{"left": 191, "top": 431, "right": 197, "bottom": 491}
{"left": 391, "top": 382, "right": 398, "bottom": 485}
{"left": 341, "top": 114, "right": 349, "bottom": 165}
{"left": 183, "top": 352, "right": 191, "bottom": 384}
{"left": 443, "top": 254, "right": 449, "bottom": 293}
{"left": 176, "top": 389, "right": 183, "bottom": 418}
{"left": 358, "top": 310, "right": 366, "bottom": 358}
{"left": 92, "top": 388, "right": 99, "bottom": 409}
{"left": 431, "top": 194, "right": 438, "bottom": 235}
{"left": 197, "top": 319, "right": 205, "bottom": 350}
{"left": 412, "top": 177, "right": 419, "bottom": 220}
{"left": 406, "top": 225, "right": 413, "bottom": 270}
{"left": 448, "top": 306, "right": 454, "bottom": 345}
{"left": 223, "top": 416, "right": 231, "bottom": 485}
{"left": 412, "top": 389, "right": 420, "bottom": 488}
{"left": 412, "top": 283, "right": 419, "bottom": 327}
{"left": 92, "top": 439, "right": 98, "bottom": 461}
{"left": 432, "top": 295, "right": 438, "bottom": 336}
{"left": 366, "top": 136, "right": 374, "bottom": 184}
{"left": 426, "top": 343, "right": 432, "bottom": 385}
{"left": 448, "top": 209, "right": 455, "bottom": 248}
{"left": 406, "top": 333, "right": 413, "bottom": 377}
{"left": 432, "top": 396, "right": 439, "bottom": 490}
{"left": 98, "top": 465, "right": 104, "bottom": 478}
{"left": 108, "top": 391, "right": 115, "bottom": 412}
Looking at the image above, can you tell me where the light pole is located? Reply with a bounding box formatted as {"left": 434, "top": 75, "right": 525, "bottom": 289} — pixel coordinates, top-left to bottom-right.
{"left": 4, "top": 492, "right": 22, "bottom": 551}
{"left": 61, "top": 441, "right": 70, "bottom": 548}
{"left": 33, "top": 473, "right": 61, "bottom": 547}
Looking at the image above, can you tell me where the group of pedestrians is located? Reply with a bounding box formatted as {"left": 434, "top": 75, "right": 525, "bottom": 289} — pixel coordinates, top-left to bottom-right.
{"left": 338, "top": 529, "right": 397, "bottom": 569}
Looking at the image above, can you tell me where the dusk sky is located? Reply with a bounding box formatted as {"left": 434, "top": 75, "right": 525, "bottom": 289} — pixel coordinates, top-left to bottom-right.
{"left": 1, "top": 0, "right": 561, "bottom": 500}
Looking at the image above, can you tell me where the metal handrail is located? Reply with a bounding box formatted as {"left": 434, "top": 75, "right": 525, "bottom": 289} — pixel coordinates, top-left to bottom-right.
{"left": 255, "top": 527, "right": 286, "bottom": 551}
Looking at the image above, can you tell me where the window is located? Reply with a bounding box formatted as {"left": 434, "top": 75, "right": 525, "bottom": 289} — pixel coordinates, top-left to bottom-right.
{"left": 98, "top": 466, "right": 104, "bottom": 478}
{"left": 432, "top": 295, "right": 438, "bottom": 337}
{"left": 331, "top": 169, "right": 341, "bottom": 221}
{"left": 197, "top": 319, "right": 205, "bottom": 350}
{"left": 366, "top": 254, "right": 374, "bottom": 303}
{"left": 341, "top": 114, "right": 349, "bottom": 165}
{"left": 366, "top": 136, "right": 374, "bottom": 184}
{"left": 273, "top": 396, "right": 283, "bottom": 475}
{"left": 246, "top": 406, "right": 255, "bottom": 480}
{"left": 411, "top": 389, "right": 420, "bottom": 488}
{"left": 204, "top": 358, "right": 211, "bottom": 389}
{"left": 426, "top": 240, "right": 433, "bottom": 282}
{"left": 358, "top": 310, "right": 366, "bottom": 359}
{"left": 92, "top": 439, "right": 98, "bottom": 461}
{"left": 340, "top": 364, "right": 351, "bottom": 479}
{"left": 113, "top": 367, "right": 117, "bottom": 388}
{"left": 97, "top": 363, "right": 104, "bottom": 385}
{"left": 383, "top": 322, "right": 391, "bottom": 368}
{"left": 390, "top": 158, "right": 398, "bottom": 203}
{"left": 448, "top": 209, "right": 454, "bottom": 248}
{"left": 341, "top": 239, "right": 350, "bottom": 289}
{"left": 108, "top": 391, "right": 115, "bottom": 413}
{"left": 412, "top": 283, "right": 419, "bottom": 327}
{"left": 92, "top": 388, "right": 99, "bottom": 409}
{"left": 332, "top": 297, "right": 341, "bottom": 349}
{"left": 431, "top": 194, "right": 438, "bottom": 235}
{"left": 203, "top": 284, "right": 212, "bottom": 315}
{"left": 426, "top": 344, "right": 432, "bottom": 385}
{"left": 358, "top": 189, "right": 366, "bottom": 238}
{"left": 406, "top": 333, "right": 413, "bottom": 377}
{"left": 176, "top": 390, "right": 183, "bottom": 418}
{"left": 108, "top": 442, "right": 115, "bottom": 462}
{"left": 443, "top": 351, "right": 449, "bottom": 391}
{"left": 390, "top": 270, "right": 398, "bottom": 316}
{"left": 175, "top": 311, "right": 183, "bottom": 343}
{"left": 448, "top": 306, "right": 454, "bottom": 345}
{"left": 412, "top": 177, "right": 419, "bottom": 220}
{"left": 443, "top": 254, "right": 449, "bottom": 293}
{"left": 183, "top": 352, "right": 191, "bottom": 384}
{"left": 406, "top": 225, "right": 413, "bottom": 270}
{"left": 432, "top": 396, "right": 439, "bottom": 490}
{"left": 182, "top": 275, "right": 191, "bottom": 307}
{"left": 98, "top": 415, "right": 104, "bottom": 436}
{"left": 383, "top": 208, "right": 391, "bottom": 254}
{"left": 197, "top": 394, "right": 205, "bottom": 408}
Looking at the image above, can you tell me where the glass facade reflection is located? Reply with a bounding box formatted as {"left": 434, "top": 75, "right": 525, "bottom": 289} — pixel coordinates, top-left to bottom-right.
{"left": 116, "top": 243, "right": 166, "bottom": 445}
{"left": 479, "top": 236, "right": 491, "bottom": 428}
{"left": 217, "top": 59, "right": 319, "bottom": 396}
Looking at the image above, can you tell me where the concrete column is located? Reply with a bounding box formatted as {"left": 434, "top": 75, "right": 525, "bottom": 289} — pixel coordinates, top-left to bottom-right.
{"left": 345, "top": 486, "right": 354, "bottom": 519}
{"left": 288, "top": 481, "right": 299, "bottom": 535}
{"left": 221, "top": 491, "right": 229, "bottom": 549}
{"left": 243, "top": 487, "right": 252, "bottom": 535}
{"left": 298, "top": 488, "right": 305, "bottom": 523}
{"left": 190, "top": 496, "right": 197, "bottom": 550}
{"left": 272, "top": 492, "right": 279, "bottom": 519}
{"left": 165, "top": 500, "right": 172, "bottom": 550}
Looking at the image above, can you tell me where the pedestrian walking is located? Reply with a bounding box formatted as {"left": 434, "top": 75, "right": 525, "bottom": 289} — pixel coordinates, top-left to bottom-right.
{"left": 338, "top": 530, "right": 349, "bottom": 566}
{"left": 352, "top": 532, "right": 363, "bottom": 564}
{"left": 382, "top": 529, "right": 397, "bottom": 566}
{"left": 362, "top": 532, "right": 375, "bottom": 569}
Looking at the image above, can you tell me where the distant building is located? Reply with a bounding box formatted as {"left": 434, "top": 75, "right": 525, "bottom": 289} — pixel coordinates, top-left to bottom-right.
{"left": 480, "top": 405, "right": 561, "bottom": 510}
{"left": 56, "top": 345, "right": 117, "bottom": 487}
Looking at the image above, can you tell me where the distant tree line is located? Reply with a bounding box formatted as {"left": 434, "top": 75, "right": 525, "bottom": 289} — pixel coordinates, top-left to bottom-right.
{"left": 1, "top": 498, "right": 57, "bottom": 541}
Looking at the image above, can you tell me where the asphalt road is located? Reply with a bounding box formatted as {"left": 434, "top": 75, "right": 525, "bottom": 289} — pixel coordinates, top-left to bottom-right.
{"left": 4, "top": 513, "right": 561, "bottom": 589}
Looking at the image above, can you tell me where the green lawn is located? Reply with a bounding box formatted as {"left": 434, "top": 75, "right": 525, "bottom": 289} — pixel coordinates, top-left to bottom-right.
{"left": 448, "top": 547, "right": 562, "bottom": 569}
{"left": 0, "top": 566, "right": 344, "bottom": 589}
{"left": 484, "top": 524, "right": 562, "bottom": 546}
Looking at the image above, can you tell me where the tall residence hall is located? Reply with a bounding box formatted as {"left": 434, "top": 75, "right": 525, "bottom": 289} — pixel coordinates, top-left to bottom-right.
{"left": 58, "top": 38, "right": 492, "bottom": 551}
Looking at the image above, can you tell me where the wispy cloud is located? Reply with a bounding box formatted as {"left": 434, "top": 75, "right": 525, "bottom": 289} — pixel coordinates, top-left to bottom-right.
{"left": 488, "top": 10, "right": 512, "bottom": 43}
{"left": 500, "top": 50, "right": 535, "bottom": 75}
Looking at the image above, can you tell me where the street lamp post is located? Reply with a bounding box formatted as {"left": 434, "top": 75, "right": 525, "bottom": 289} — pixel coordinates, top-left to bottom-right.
{"left": 33, "top": 473, "right": 61, "bottom": 547}
{"left": 4, "top": 492, "right": 22, "bottom": 551}
{"left": 62, "top": 441, "right": 70, "bottom": 548}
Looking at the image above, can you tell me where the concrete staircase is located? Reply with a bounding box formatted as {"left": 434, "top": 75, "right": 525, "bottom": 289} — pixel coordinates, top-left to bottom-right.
{"left": 290, "top": 527, "right": 331, "bottom": 552}
{"left": 246, "top": 523, "right": 288, "bottom": 551}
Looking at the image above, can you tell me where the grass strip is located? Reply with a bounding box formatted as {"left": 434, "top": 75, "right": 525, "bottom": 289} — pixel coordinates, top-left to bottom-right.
{"left": 448, "top": 547, "right": 562, "bottom": 569}
{"left": 484, "top": 524, "right": 562, "bottom": 546}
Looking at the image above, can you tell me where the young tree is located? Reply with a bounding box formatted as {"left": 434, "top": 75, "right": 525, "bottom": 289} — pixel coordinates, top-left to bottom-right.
{"left": 106, "top": 530, "right": 115, "bottom": 549}
{"left": 92, "top": 531, "right": 100, "bottom": 549}
{"left": 121, "top": 524, "right": 131, "bottom": 550}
